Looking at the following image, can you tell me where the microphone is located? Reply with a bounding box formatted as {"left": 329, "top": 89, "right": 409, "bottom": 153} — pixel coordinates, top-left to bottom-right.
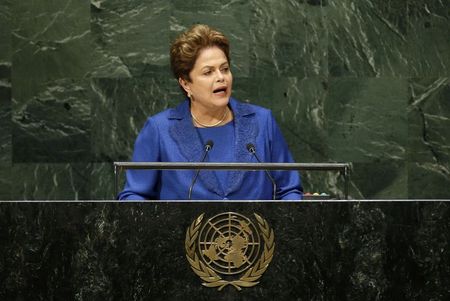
{"left": 188, "top": 140, "right": 214, "bottom": 200}
{"left": 246, "top": 143, "right": 277, "bottom": 200}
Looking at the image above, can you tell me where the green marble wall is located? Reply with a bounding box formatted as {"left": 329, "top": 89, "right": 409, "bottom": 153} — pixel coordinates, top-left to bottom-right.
{"left": 0, "top": 0, "right": 449, "bottom": 199}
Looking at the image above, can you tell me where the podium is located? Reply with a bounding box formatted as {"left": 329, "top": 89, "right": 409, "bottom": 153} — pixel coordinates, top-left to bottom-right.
{"left": 1, "top": 200, "right": 449, "bottom": 300}
{"left": 113, "top": 162, "right": 352, "bottom": 199}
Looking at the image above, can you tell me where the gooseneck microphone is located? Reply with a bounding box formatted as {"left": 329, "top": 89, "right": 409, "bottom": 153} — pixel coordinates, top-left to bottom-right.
{"left": 188, "top": 140, "right": 214, "bottom": 200}
{"left": 246, "top": 143, "right": 277, "bottom": 200}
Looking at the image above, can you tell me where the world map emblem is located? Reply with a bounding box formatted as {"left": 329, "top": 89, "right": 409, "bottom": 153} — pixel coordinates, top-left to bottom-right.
{"left": 185, "top": 212, "right": 275, "bottom": 291}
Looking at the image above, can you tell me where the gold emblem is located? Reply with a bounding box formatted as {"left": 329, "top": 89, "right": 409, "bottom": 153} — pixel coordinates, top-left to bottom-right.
{"left": 185, "top": 212, "right": 275, "bottom": 291}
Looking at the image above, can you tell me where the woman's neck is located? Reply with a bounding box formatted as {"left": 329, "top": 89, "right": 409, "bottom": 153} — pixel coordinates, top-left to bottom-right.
{"left": 190, "top": 104, "right": 233, "bottom": 128}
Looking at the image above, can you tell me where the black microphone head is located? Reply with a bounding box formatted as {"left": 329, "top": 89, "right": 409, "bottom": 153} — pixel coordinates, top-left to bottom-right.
{"left": 246, "top": 143, "right": 255, "bottom": 153}
{"left": 205, "top": 140, "right": 214, "bottom": 151}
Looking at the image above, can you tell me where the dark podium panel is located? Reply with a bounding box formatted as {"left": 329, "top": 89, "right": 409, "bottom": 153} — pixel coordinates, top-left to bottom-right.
{"left": 1, "top": 201, "right": 449, "bottom": 300}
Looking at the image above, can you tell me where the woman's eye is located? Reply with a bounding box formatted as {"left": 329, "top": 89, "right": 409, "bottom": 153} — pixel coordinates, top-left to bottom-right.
{"left": 204, "top": 70, "right": 212, "bottom": 75}
{"left": 221, "top": 67, "right": 229, "bottom": 72}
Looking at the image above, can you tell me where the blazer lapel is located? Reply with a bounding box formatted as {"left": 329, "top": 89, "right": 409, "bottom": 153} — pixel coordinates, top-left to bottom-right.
{"left": 225, "top": 98, "right": 259, "bottom": 196}
{"left": 168, "top": 100, "right": 223, "bottom": 197}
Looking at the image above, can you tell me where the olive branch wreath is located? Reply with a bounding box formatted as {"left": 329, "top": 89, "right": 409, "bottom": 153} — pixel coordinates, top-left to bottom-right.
{"left": 185, "top": 213, "right": 275, "bottom": 291}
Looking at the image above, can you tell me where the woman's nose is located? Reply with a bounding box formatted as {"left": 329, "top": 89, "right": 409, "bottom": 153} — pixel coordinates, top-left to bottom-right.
{"left": 216, "top": 70, "right": 225, "bottom": 81}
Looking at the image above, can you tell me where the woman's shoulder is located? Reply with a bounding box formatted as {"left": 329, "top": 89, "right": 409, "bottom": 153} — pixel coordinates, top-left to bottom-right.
{"left": 145, "top": 100, "right": 189, "bottom": 124}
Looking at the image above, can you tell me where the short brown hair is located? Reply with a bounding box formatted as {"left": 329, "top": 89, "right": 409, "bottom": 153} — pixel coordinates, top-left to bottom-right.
{"left": 170, "top": 24, "right": 230, "bottom": 82}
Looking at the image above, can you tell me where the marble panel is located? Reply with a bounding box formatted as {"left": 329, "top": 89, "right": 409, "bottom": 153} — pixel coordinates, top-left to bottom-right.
{"left": 232, "top": 77, "right": 329, "bottom": 163}
{"left": 249, "top": 0, "right": 327, "bottom": 78}
{"left": 350, "top": 161, "right": 408, "bottom": 199}
{"left": 90, "top": 77, "right": 183, "bottom": 162}
{"left": 11, "top": 0, "right": 92, "bottom": 102}
{"left": 232, "top": 76, "right": 274, "bottom": 108}
{"left": 90, "top": 0, "right": 171, "bottom": 78}
{"left": 2, "top": 0, "right": 450, "bottom": 200}
{"left": 408, "top": 78, "right": 450, "bottom": 163}
{"left": 325, "top": 77, "right": 408, "bottom": 163}
{"left": 10, "top": 163, "right": 91, "bottom": 200}
{"left": 327, "top": 0, "right": 409, "bottom": 77}
{"left": 0, "top": 201, "right": 448, "bottom": 299}
{"left": 170, "top": 0, "right": 250, "bottom": 77}
{"left": 0, "top": 74, "right": 11, "bottom": 165}
{"left": 269, "top": 77, "right": 328, "bottom": 163}
{"left": 12, "top": 79, "right": 91, "bottom": 163}
{"left": 409, "top": 201, "right": 450, "bottom": 299}
{"left": 407, "top": 0, "right": 450, "bottom": 76}
{"left": 0, "top": 96, "right": 11, "bottom": 199}
{"left": 0, "top": 0, "right": 12, "bottom": 165}
{"left": 300, "top": 169, "right": 347, "bottom": 199}
{"left": 0, "top": 165, "right": 11, "bottom": 199}
{"left": 233, "top": 77, "right": 341, "bottom": 197}
{"left": 90, "top": 163, "right": 115, "bottom": 200}
{"left": 0, "top": 0, "right": 11, "bottom": 61}
{"left": 408, "top": 162, "right": 450, "bottom": 199}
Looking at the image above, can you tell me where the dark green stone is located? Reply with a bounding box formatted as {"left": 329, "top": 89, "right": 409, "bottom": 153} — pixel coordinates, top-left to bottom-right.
{"left": 0, "top": 0, "right": 12, "bottom": 62}
{"left": 11, "top": 1, "right": 92, "bottom": 102}
{"left": 0, "top": 0, "right": 449, "bottom": 199}
{"left": 0, "top": 79, "right": 11, "bottom": 164}
{"left": 0, "top": 201, "right": 448, "bottom": 299}
{"left": 0, "top": 0, "right": 12, "bottom": 166}
{"left": 171, "top": 0, "right": 250, "bottom": 77}
{"left": 12, "top": 79, "right": 91, "bottom": 162}
{"left": 90, "top": 77, "right": 183, "bottom": 162}
{"left": 10, "top": 163, "right": 91, "bottom": 200}
{"left": 408, "top": 78, "right": 450, "bottom": 163}
{"left": 408, "top": 163, "right": 450, "bottom": 199}
{"left": 407, "top": 1, "right": 450, "bottom": 76}
{"left": 90, "top": 0, "right": 171, "bottom": 78}
{"left": 328, "top": 0, "right": 409, "bottom": 77}
{"left": 325, "top": 77, "right": 408, "bottom": 163}
{"left": 351, "top": 161, "right": 408, "bottom": 199}
{"left": 249, "top": 0, "right": 327, "bottom": 78}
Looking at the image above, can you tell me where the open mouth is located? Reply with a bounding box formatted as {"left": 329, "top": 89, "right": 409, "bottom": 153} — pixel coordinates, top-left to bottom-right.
{"left": 213, "top": 87, "right": 227, "bottom": 94}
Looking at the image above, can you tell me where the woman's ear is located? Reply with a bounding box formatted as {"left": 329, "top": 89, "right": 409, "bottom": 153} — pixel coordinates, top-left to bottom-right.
{"left": 178, "top": 77, "right": 191, "bottom": 96}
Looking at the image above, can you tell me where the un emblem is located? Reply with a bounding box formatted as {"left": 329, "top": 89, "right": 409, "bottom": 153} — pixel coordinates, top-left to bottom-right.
{"left": 185, "top": 212, "right": 275, "bottom": 291}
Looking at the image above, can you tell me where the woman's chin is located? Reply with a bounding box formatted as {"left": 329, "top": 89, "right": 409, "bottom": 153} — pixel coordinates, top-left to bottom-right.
{"left": 211, "top": 94, "right": 230, "bottom": 105}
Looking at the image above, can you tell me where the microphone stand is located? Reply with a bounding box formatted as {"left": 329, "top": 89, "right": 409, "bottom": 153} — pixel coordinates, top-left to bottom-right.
{"left": 246, "top": 144, "right": 277, "bottom": 200}
{"left": 188, "top": 141, "right": 213, "bottom": 200}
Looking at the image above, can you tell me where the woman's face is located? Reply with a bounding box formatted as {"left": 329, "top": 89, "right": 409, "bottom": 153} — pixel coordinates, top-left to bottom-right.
{"left": 179, "top": 46, "right": 233, "bottom": 111}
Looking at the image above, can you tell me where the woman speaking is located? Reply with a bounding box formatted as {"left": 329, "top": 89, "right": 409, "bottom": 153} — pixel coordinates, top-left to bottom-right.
{"left": 118, "top": 24, "right": 303, "bottom": 200}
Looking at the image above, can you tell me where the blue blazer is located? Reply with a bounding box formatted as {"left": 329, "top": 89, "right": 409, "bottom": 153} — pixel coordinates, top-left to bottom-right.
{"left": 118, "top": 98, "right": 303, "bottom": 200}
